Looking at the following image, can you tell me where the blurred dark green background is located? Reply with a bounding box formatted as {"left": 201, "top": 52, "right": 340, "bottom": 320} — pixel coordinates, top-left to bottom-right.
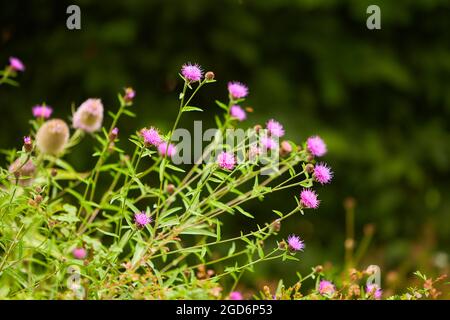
{"left": 1, "top": 0, "right": 449, "bottom": 294}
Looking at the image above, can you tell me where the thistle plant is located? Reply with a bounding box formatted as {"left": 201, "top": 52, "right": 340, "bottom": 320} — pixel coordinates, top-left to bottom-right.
{"left": 2, "top": 59, "right": 439, "bottom": 300}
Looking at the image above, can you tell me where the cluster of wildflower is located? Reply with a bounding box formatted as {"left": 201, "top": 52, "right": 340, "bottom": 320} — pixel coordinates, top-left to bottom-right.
{"left": 2, "top": 59, "right": 338, "bottom": 300}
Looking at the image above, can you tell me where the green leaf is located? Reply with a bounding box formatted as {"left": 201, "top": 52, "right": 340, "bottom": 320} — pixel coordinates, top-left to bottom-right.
{"left": 182, "top": 106, "right": 203, "bottom": 112}
{"left": 227, "top": 242, "right": 236, "bottom": 256}
{"left": 272, "top": 210, "right": 284, "bottom": 218}
{"left": 236, "top": 206, "right": 254, "bottom": 218}
{"left": 63, "top": 204, "right": 77, "bottom": 216}
{"left": 215, "top": 100, "right": 229, "bottom": 111}
{"left": 165, "top": 163, "right": 185, "bottom": 173}
{"left": 216, "top": 220, "right": 221, "bottom": 242}
{"left": 131, "top": 243, "right": 146, "bottom": 266}
{"left": 210, "top": 200, "right": 234, "bottom": 214}
{"left": 180, "top": 226, "right": 217, "bottom": 238}
{"left": 159, "top": 160, "right": 166, "bottom": 182}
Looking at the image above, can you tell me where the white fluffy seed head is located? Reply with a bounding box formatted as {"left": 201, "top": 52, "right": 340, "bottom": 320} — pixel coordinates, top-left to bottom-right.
{"left": 36, "top": 119, "right": 70, "bottom": 155}
{"left": 72, "top": 98, "right": 104, "bottom": 133}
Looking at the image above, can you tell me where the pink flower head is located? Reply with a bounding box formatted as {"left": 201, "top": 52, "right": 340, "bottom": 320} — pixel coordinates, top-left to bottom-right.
{"left": 229, "top": 291, "right": 243, "bottom": 300}
{"left": 32, "top": 105, "right": 53, "bottom": 119}
{"left": 217, "top": 151, "right": 236, "bottom": 170}
{"left": 230, "top": 105, "right": 247, "bottom": 121}
{"left": 124, "top": 87, "right": 136, "bottom": 102}
{"left": 260, "top": 136, "right": 277, "bottom": 150}
{"left": 134, "top": 212, "right": 152, "bottom": 228}
{"left": 9, "top": 57, "right": 25, "bottom": 72}
{"left": 181, "top": 63, "right": 203, "bottom": 82}
{"left": 314, "top": 163, "right": 333, "bottom": 185}
{"left": 287, "top": 235, "right": 305, "bottom": 252}
{"left": 306, "top": 135, "right": 327, "bottom": 157}
{"left": 72, "top": 247, "right": 87, "bottom": 260}
{"left": 319, "top": 280, "right": 336, "bottom": 296}
{"left": 73, "top": 98, "right": 104, "bottom": 133}
{"left": 111, "top": 127, "right": 119, "bottom": 136}
{"left": 366, "top": 284, "right": 382, "bottom": 300}
{"left": 228, "top": 81, "right": 248, "bottom": 99}
{"left": 266, "top": 119, "right": 285, "bottom": 137}
{"left": 141, "top": 127, "right": 162, "bottom": 146}
{"left": 300, "top": 189, "right": 320, "bottom": 209}
{"left": 158, "top": 142, "right": 176, "bottom": 158}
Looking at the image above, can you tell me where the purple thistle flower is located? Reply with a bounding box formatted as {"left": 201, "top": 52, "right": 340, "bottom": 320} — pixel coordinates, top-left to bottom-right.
{"left": 260, "top": 136, "right": 277, "bottom": 150}
{"left": 287, "top": 235, "right": 305, "bottom": 252}
{"left": 9, "top": 57, "right": 25, "bottom": 72}
{"left": 300, "top": 189, "right": 320, "bottom": 209}
{"left": 228, "top": 81, "right": 249, "bottom": 99}
{"left": 134, "top": 212, "right": 152, "bottom": 228}
{"left": 181, "top": 63, "right": 203, "bottom": 82}
{"left": 217, "top": 151, "right": 236, "bottom": 170}
{"left": 230, "top": 105, "right": 247, "bottom": 121}
{"left": 158, "top": 142, "right": 176, "bottom": 158}
{"left": 306, "top": 135, "right": 327, "bottom": 157}
{"left": 319, "top": 280, "right": 336, "bottom": 296}
{"left": 124, "top": 87, "right": 136, "bottom": 102}
{"left": 72, "top": 248, "right": 87, "bottom": 260}
{"left": 266, "top": 119, "right": 285, "bottom": 137}
{"left": 73, "top": 98, "right": 104, "bottom": 133}
{"left": 366, "top": 284, "right": 382, "bottom": 300}
{"left": 314, "top": 163, "right": 333, "bottom": 185}
{"left": 229, "top": 291, "right": 243, "bottom": 300}
{"left": 141, "top": 127, "right": 162, "bottom": 146}
{"left": 32, "top": 105, "right": 53, "bottom": 119}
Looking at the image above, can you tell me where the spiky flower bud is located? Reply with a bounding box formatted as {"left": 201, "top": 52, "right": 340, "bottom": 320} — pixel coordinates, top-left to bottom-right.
{"left": 36, "top": 119, "right": 70, "bottom": 155}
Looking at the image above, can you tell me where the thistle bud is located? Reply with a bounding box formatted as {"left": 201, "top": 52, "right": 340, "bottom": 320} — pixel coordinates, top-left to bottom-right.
{"left": 123, "top": 87, "right": 135, "bottom": 103}
{"left": 34, "top": 194, "right": 43, "bottom": 204}
{"left": 36, "top": 119, "right": 70, "bottom": 155}
{"left": 280, "top": 141, "right": 292, "bottom": 157}
{"left": 23, "top": 136, "right": 33, "bottom": 152}
{"left": 253, "top": 124, "right": 262, "bottom": 133}
{"left": 73, "top": 99, "right": 104, "bottom": 133}
{"left": 166, "top": 183, "right": 175, "bottom": 195}
{"left": 270, "top": 219, "right": 281, "bottom": 232}
{"left": 205, "top": 71, "right": 215, "bottom": 81}
{"left": 305, "top": 163, "right": 314, "bottom": 174}
{"left": 314, "top": 265, "right": 323, "bottom": 273}
{"left": 109, "top": 127, "right": 119, "bottom": 141}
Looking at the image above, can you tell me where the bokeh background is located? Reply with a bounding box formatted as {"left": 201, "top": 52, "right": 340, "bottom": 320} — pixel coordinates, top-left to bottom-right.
{"left": 1, "top": 0, "right": 449, "bottom": 296}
